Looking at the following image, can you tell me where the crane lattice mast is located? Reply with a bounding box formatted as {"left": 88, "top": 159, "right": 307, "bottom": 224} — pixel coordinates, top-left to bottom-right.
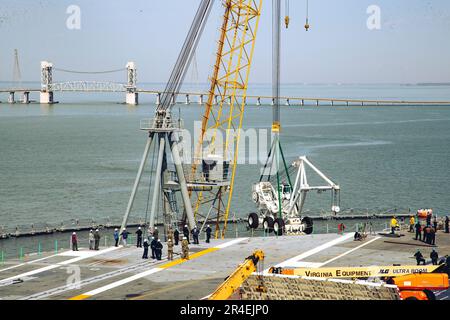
{"left": 191, "top": 0, "right": 263, "bottom": 238}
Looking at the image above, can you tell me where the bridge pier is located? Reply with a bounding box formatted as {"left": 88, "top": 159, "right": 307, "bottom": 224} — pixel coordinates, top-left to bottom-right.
{"left": 40, "top": 91, "right": 54, "bottom": 104}
{"left": 156, "top": 93, "right": 161, "bottom": 106}
{"left": 185, "top": 94, "right": 190, "bottom": 105}
{"left": 40, "top": 61, "right": 55, "bottom": 104}
{"left": 126, "top": 92, "right": 138, "bottom": 105}
{"left": 8, "top": 92, "right": 15, "bottom": 103}
{"left": 256, "top": 97, "right": 261, "bottom": 106}
{"left": 285, "top": 98, "right": 290, "bottom": 106}
{"left": 125, "top": 62, "right": 138, "bottom": 105}
{"left": 125, "top": 61, "right": 139, "bottom": 106}
{"left": 198, "top": 94, "right": 203, "bottom": 105}
{"left": 22, "top": 91, "right": 30, "bottom": 104}
{"left": 301, "top": 99, "right": 304, "bottom": 106}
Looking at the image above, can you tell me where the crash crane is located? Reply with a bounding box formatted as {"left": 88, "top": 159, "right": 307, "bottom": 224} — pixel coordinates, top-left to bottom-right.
{"left": 247, "top": 0, "right": 339, "bottom": 236}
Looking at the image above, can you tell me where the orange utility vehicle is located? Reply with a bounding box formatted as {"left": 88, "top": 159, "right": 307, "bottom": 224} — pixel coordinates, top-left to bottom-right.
{"left": 392, "top": 272, "right": 449, "bottom": 300}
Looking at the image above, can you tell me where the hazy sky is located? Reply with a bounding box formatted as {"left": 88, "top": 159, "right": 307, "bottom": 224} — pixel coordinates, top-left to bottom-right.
{"left": 1, "top": 0, "right": 450, "bottom": 84}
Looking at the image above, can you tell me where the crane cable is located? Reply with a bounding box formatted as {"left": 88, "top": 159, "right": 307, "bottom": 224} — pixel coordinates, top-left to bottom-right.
{"left": 156, "top": 0, "right": 213, "bottom": 114}
{"left": 53, "top": 67, "right": 126, "bottom": 74}
{"left": 284, "top": 0, "right": 290, "bottom": 28}
{"left": 305, "top": 0, "right": 310, "bottom": 31}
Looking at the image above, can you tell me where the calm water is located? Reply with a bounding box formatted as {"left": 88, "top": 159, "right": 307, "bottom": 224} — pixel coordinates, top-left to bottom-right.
{"left": 1, "top": 83, "right": 450, "bottom": 235}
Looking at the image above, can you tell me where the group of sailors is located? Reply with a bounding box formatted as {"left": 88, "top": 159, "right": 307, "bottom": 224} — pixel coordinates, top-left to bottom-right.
{"left": 70, "top": 223, "right": 214, "bottom": 261}
{"left": 136, "top": 224, "right": 213, "bottom": 261}
{"left": 414, "top": 248, "right": 449, "bottom": 266}
{"left": 70, "top": 229, "right": 101, "bottom": 251}
{"left": 410, "top": 213, "right": 450, "bottom": 245}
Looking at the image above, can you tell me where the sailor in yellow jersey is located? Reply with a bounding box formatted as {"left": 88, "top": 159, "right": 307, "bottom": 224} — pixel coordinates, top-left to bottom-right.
{"left": 390, "top": 216, "right": 399, "bottom": 234}
{"left": 409, "top": 215, "right": 415, "bottom": 232}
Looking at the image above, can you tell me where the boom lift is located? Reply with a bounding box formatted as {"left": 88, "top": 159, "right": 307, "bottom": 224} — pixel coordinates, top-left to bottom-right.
{"left": 393, "top": 272, "right": 449, "bottom": 300}
{"left": 208, "top": 250, "right": 449, "bottom": 300}
{"left": 269, "top": 264, "right": 449, "bottom": 300}
{"left": 208, "top": 250, "right": 265, "bottom": 300}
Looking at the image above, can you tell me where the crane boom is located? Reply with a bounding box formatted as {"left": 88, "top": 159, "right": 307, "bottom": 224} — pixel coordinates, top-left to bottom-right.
{"left": 208, "top": 250, "right": 265, "bottom": 300}
{"left": 191, "top": 0, "right": 263, "bottom": 238}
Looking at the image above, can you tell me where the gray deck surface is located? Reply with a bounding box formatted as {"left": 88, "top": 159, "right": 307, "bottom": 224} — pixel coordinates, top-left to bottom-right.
{"left": 0, "top": 230, "right": 448, "bottom": 300}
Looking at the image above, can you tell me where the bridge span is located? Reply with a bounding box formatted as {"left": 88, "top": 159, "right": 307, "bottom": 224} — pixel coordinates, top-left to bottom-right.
{"left": 1, "top": 60, "right": 450, "bottom": 106}
{"left": 2, "top": 86, "right": 450, "bottom": 107}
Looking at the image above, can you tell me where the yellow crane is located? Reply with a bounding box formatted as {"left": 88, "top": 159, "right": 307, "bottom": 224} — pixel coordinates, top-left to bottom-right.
{"left": 208, "top": 250, "right": 265, "bottom": 300}
{"left": 190, "top": 0, "right": 263, "bottom": 239}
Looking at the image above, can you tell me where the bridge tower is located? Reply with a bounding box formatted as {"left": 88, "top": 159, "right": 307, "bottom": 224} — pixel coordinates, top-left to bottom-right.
{"left": 125, "top": 62, "right": 138, "bottom": 105}
{"left": 40, "top": 61, "right": 54, "bottom": 104}
{"left": 13, "top": 49, "right": 22, "bottom": 85}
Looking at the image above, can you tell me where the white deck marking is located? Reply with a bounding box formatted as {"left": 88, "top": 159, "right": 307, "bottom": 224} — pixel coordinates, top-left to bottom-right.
{"left": 214, "top": 238, "right": 248, "bottom": 249}
{"left": 286, "top": 261, "right": 325, "bottom": 268}
{"left": 264, "top": 235, "right": 381, "bottom": 273}
{"left": 272, "top": 233, "right": 354, "bottom": 268}
{"left": 72, "top": 238, "right": 248, "bottom": 299}
{"left": 0, "top": 246, "right": 120, "bottom": 285}
{"left": 83, "top": 267, "right": 164, "bottom": 296}
{"left": 0, "top": 253, "right": 60, "bottom": 273}
{"left": 319, "top": 236, "right": 381, "bottom": 266}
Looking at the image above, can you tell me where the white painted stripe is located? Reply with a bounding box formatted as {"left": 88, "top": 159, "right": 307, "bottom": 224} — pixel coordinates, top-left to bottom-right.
{"left": 76, "top": 238, "right": 248, "bottom": 298}
{"left": 0, "top": 246, "right": 119, "bottom": 285}
{"left": 273, "top": 233, "right": 354, "bottom": 268}
{"left": 320, "top": 236, "right": 381, "bottom": 266}
{"left": 0, "top": 253, "right": 60, "bottom": 273}
{"left": 287, "top": 261, "right": 325, "bottom": 268}
{"left": 214, "top": 238, "right": 248, "bottom": 249}
{"left": 84, "top": 268, "right": 164, "bottom": 296}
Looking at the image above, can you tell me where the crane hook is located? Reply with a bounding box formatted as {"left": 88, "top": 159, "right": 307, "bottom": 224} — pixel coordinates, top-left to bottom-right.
{"left": 284, "top": 0, "right": 290, "bottom": 28}
{"left": 304, "top": 0, "right": 310, "bottom": 31}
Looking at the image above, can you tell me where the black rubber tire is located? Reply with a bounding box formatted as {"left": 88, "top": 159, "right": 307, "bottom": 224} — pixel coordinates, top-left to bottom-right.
{"left": 423, "top": 289, "right": 436, "bottom": 301}
{"left": 263, "top": 217, "right": 274, "bottom": 233}
{"left": 248, "top": 212, "right": 259, "bottom": 229}
{"left": 302, "top": 216, "right": 314, "bottom": 235}
{"left": 274, "top": 218, "right": 285, "bottom": 236}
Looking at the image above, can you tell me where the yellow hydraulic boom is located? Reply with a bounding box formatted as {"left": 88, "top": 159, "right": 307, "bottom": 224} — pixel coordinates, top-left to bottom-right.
{"left": 208, "top": 250, "right": 265, "bottom": 300}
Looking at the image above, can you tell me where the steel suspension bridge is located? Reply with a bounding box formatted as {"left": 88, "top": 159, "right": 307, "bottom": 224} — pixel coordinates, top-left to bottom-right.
{"left": 1, "top": 52, "right": 450, "bottom": 106}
